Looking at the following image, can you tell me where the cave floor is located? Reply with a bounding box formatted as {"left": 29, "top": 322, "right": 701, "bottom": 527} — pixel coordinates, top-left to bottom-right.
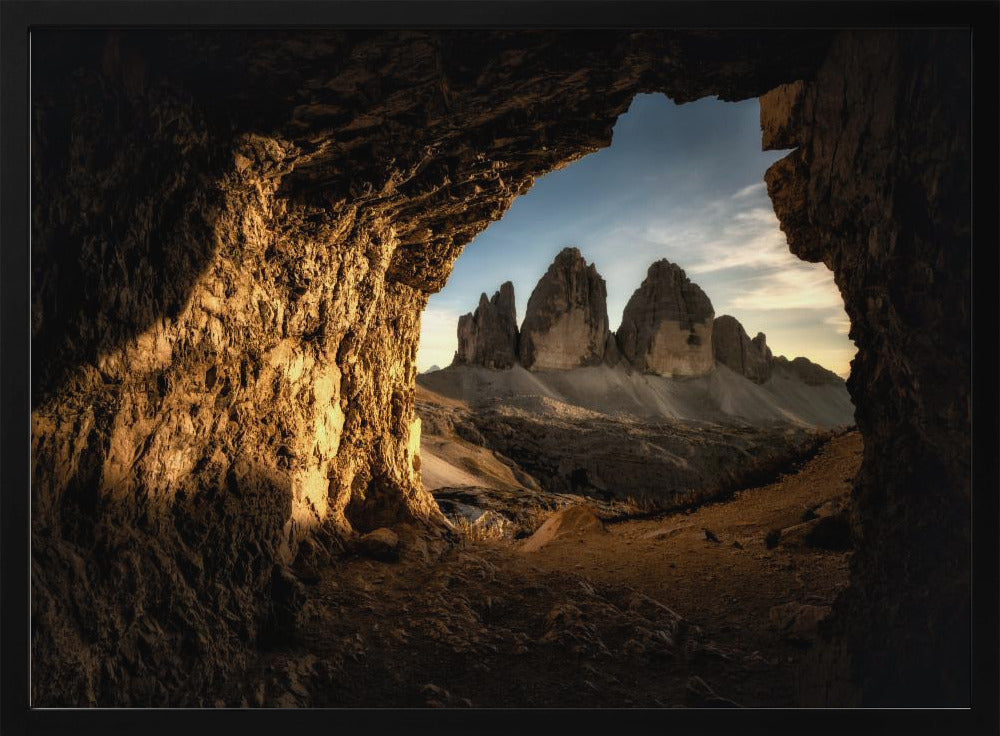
{"left": 231, "top": 432, "right": 861, "bottom": 708}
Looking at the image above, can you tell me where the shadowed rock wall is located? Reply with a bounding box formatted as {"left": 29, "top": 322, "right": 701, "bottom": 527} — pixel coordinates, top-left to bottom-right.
{"left": 30, "top": 28, "right": 969, "bottom": 708}
{"left": 713, "top": 315, "right": 772, "bottom": 383}
{"left": 761, "top": 30, "right": 971, "bottom": 706}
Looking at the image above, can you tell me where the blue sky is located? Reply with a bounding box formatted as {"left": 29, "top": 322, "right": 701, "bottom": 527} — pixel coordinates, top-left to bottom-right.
{"left": 417, "top": 93, "right": 855, "bottom": 377}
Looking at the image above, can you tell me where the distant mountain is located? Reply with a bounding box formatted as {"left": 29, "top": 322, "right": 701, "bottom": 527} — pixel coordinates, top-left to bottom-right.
{"left": 449, "top": 246, "right": 845, "bottom": 383}
{"left": 421, "top": 365, "right": 442, "bottom": 374}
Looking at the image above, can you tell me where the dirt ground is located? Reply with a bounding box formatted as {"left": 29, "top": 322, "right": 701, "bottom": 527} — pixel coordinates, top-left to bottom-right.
{"left": 231, "top": 431, "right": 862, "bottom": 708}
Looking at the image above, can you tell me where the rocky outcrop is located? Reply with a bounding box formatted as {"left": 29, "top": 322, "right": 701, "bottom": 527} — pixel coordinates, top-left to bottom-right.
{"left": 771, "top": 355, "right": 843, "bottom": 386}
{"left": 518, "top": 248, "right": 610, "bottom": 370}
{"left": 762, "top": 31, "right": 970, "bottom": 706}
{"left": 452, "top": 282, "right": 519, "bottom": 369}
{"left": 616, "top": 260, "right": 715, "bottom": 377}
{"left": 712, "top": 315, "right": 773, "bottom": 383}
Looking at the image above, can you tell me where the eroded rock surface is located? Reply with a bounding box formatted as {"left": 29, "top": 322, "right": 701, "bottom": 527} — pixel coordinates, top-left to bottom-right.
{"left": 453, "top": 282, "right": 519, "bottom": 369}
{"left": 519, "top": 248, "right": 610, "bottom": 370}
{"left": 712, "top": 315, "right": 773, "bottom": 384}
{"left": 761, "top": 30, "right": 970, "bottom": 706}
{"left": 617, "top": 260, "right": 715, "bottom": 377}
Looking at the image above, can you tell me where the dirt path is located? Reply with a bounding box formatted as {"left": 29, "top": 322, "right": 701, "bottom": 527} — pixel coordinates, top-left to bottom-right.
{"left": 524, "top": 430, "right": 862, "bottom": 706}
{"left": 232, "top": 431, "right": 862, "bottom": 708}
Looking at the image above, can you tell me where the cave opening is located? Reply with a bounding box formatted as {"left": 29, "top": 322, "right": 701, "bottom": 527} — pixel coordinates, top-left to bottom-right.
{"left": 27, "top": 29, "right": 971, "bottom": 710}
{"left": 411, "top": 92, "right": 862, "bottom": 707}
{"left": 416, "top": 91, "right": 857, "bottom": 503}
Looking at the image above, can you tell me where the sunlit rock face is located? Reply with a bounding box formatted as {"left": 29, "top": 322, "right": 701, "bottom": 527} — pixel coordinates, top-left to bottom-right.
{"left": 761, "top": 30, "right": 970, "bottom": 707}
{"left": 617, "top": 260, "right": 715, "bottom": 377}
{"left": 519, "top": 248, "right": 610, "bottom": 370}
{"left": 712, "top": 315, "right": 773, "bottom": 383}
{"left": 452, "top": 282, "right": 519, "bottom": 368}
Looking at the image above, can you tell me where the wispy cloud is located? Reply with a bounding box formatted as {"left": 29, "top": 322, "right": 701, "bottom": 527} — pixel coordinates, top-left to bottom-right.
{"left": 824, "top": 313, "right": 852, "bottom": 335}
{"left": 725, "top": 269, "right": 844, "bottom": 311}
{"left": 731, "top": 181, "right": 766, "bottom": 199}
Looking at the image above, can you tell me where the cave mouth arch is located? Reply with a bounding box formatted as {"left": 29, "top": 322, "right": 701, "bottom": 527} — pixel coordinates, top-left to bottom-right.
{"left": 28, "top": 29, "right": 970, "bottom": 708}
{"left": 415, "top": 91, "right": 857, "bottom": 385}
{"left": 413, "top": 89, "right": 859, "bottom": 524}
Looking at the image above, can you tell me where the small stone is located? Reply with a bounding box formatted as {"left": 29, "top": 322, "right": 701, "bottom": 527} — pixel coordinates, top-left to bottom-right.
{"left": 358, "top": 528, "right": 400, "bottom": 562}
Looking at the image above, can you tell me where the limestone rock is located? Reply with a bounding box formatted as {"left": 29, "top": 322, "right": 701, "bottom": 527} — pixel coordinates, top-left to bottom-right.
{"left": 452, "top": 282, "right": 519, "bottom": 369}
{"left": 771, "top": 355, "right": 843, "bottom": 385}
{"left": 712, "top": 315, "right": 773, "bottom": 383}
{"left": 616, "top": 260, "right": 715, "bottom": 377}
{"left": 519, "top": 248, "right": 610, "bottom": 370}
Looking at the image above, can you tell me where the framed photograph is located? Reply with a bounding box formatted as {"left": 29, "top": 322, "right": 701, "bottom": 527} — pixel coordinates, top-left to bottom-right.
{"left": 2, "top": 2, "right": 996, "bottom": 734}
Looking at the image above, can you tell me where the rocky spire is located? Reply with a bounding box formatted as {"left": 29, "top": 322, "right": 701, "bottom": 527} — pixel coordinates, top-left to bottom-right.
{"left": 451, "top": 281, "right": 520, "bottom": 369}
{"left": 616, "top": 259, "right": 715, "bottom": 377}
{"left": 712, "top": 314, "right": 774, "bottom": 383}
{"left": 518, "top": 247, "right": 610, "bottom": 370}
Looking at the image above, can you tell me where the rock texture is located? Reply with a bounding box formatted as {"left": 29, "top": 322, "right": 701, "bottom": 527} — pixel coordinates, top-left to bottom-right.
{"left": 519, "top": 248, "right": 610, "bottom": 370}
{"left": 771, "top": 355, "right": 843, "bottom": 386}
{"left": 452, "top": 282, "right": 519, "bottom": 369}
{"left": 617, "top": 260, "right": 715, "bottom": 377}
{"left": 761, "top": 31, "right": 970, "bottom": 706}
{"left": 712, "top": 315, "right": 773, "bottom": 384}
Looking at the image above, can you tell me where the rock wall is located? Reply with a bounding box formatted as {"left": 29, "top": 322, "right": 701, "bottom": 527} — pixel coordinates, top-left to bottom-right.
{"left": 617, "top": 260, "right": 715, "bottom": 377}
{"left": 453, "top": 282, "right": 519, "bottom": 369}
{"left": 519, "top": 247, "right": 610, "bottom": 370}
{"left": 32, "top": 29, "right": 833, "bottom": 706}
{"left": 761, "top": 30, "right": 970, "bottom": 706}
{"left": 712, "top": 315, "right": 773, "bottom": 383}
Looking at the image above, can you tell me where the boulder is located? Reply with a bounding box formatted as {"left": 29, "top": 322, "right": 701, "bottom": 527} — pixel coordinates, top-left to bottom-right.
{"left": 616, "top": 260, "right": 715, "bottom": 377}
{"left": 357, "top": 528, "right": 400, "bottom": 561}
{"left": 519, "top": 247, "right": 610, "bottom": 370}
{"left": 519, "top": 506, "right": 606, "bottom": 552}
{"left": 452, "top": 281, "right": 520, "bottom": 369}
{"left": 712, "top": 314, "right": 773, "bottom": 383}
